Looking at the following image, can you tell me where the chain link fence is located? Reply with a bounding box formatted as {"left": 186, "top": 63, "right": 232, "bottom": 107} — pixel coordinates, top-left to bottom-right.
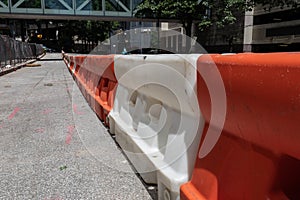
{"left": 0, "top": 35, "right": 44, "bottom": 70}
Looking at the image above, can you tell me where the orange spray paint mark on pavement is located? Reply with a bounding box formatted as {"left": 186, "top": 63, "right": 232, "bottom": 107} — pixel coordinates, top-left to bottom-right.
{"left": 8, "top": 107, "right": 20, "bottom": 120}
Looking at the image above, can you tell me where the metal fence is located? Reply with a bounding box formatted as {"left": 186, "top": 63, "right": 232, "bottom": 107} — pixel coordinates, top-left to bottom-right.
{"left": 0, "top": 35, "right": 44, "bottom": 69}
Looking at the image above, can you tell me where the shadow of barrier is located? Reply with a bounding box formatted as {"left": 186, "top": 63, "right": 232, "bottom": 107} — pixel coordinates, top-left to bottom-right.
{"left": 181, "top": 52, "right": 300, "bottom": 200}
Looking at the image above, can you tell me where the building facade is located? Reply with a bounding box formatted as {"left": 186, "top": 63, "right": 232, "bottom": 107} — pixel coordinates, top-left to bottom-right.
{"left": 198, "top": 5, "right": 300, "bottom": 53}
{"left": 244, "top": 5, "right": 300, "bottom": 52}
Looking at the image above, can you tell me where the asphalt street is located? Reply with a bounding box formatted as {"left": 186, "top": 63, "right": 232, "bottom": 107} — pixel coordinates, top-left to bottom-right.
{"left": 0, "top": 53, "right": 153, "bottom": 200}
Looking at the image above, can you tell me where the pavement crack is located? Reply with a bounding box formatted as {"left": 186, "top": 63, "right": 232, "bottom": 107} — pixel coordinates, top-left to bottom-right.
{"left": 33, "top": 70, "right": 50, "bottom": 89}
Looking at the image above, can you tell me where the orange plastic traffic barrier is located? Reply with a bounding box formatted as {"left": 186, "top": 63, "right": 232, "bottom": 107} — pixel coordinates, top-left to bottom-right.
{"left": 74, "top": 55, "right": 88, "bottom": 95}
{"left": 181, "top": 53, "right": 300, "bottom": 200}
{"left": 71, "top": 55, "right": 116, "bottom": 126}
{"left": 74, "top": 55, "right": 87, "bottom": 76}
{"left": 69, "top": 56, "right": 75, "bottom": 72}
{"left": 74, "top": 56, "right": 81, "bottom": 76}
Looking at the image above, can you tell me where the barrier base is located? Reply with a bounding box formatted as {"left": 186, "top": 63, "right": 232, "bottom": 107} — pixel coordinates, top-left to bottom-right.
{"left": 113, "top": 114, "right": 159, "bottom": 183}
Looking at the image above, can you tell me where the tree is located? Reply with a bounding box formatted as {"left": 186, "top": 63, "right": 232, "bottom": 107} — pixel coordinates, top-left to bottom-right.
{"left": 58, "top": 20, "right": 119, "bottom": 53}
{"left": 135, "top": 0, "right": 248, "bottom": 36}
{"left": 135, "top": 0, "right": 247, "bottom": 51}
{"left": 135, "top": 0, "right": 299, "bottom": 50}
{"left": 246, "top": 0, "right": 299, "bottom": 10}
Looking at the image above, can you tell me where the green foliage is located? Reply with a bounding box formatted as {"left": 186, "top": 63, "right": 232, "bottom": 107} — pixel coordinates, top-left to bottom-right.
{"left": 59, "top": 165, "right": 67, "bottom": 170}
{"left": 15, "top": 0, "right": 41, "bottom": 8}
{"left": 135, "top": 0, "right": 299, "bottom": 32}
{"left": 58, "top": 20, "right": 119, "bottom": 52}
{"left": 1, "top": 0, "right": 8, "bottom": 6}
{"left": 135, "top": 0, "right": 247, "bottom": 37}
{"left": 246, "top": 0, "right": 299, "bottom": 10}
{"left": 92, "top": 0, "right": 102, "bottom": 10}
{"left": 63, "top": 20, "right": 119, "bottom": 43}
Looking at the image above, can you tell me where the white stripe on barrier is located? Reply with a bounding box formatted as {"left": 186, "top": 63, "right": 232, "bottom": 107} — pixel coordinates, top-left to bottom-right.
{"left": 67, "top": 57, "right": 71, "bottom": 70}
{"left": 72, "top": 57, "right": 76, "bottom": 74}
{"left": 109, "top": 54, "right": 205, "bottom": 200}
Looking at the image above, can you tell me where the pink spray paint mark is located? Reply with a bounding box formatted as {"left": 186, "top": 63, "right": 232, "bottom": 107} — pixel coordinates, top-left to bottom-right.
{"left": 44, "top": 197, "right": 63, "bottom": 200}
{"left": 68, "top": 125, "right": 75, "bottom": 133}
{"left": 73, "top": 104, "right": 83, "bottom": 115}
{"left": 35, "top": 128, "right": 45, "bottom": 133}
{"left": 43, "top": 109, "right": 52, "bottom": 115}
{"left": 65, "top": 125, "right": 75, "bottom": 144}
{"left": 8, "top": 107, "right": 20, "bottom": 120}
{"left": 65, "top": 134, "right": 72, "bottom": 144}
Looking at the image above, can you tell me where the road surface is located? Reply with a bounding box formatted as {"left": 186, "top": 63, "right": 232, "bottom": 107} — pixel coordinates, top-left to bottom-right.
{"left": 0, "top": 53, "right": 154, "bottom": 200}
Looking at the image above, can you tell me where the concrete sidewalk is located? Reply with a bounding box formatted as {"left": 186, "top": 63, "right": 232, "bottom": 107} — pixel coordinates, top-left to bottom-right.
{"left": 0, "top": 53, "right": 153, "bottom": 199}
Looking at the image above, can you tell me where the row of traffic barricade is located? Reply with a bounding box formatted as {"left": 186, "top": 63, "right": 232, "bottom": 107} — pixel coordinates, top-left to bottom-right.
{"left": 62, "top": 51, "right": 300, "bottom": 200}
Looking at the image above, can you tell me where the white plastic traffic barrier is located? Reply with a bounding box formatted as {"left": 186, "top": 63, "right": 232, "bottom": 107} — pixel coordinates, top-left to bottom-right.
{"left": 109, "top": 54, "right": 205, "bottom": 200}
